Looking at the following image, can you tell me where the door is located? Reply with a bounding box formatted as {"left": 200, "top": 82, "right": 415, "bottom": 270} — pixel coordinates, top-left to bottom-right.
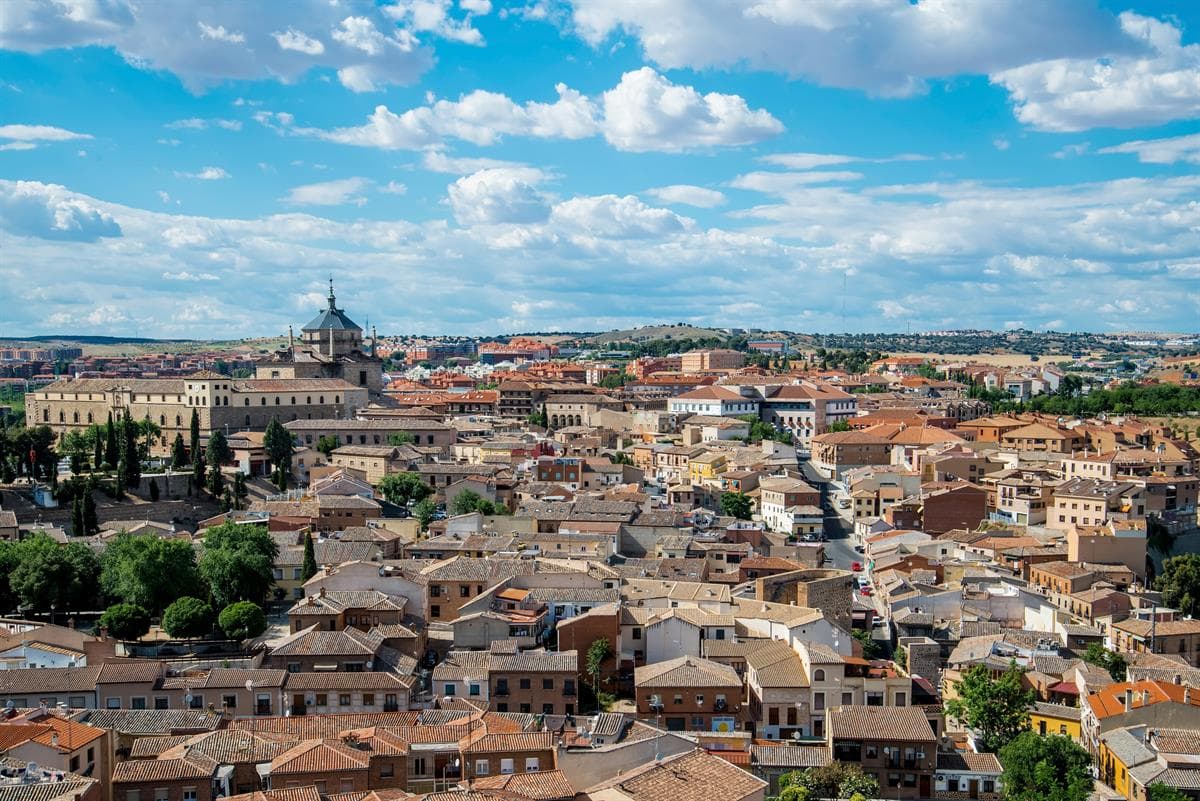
{"left": 969, "top": 779, "right": 979, "bottom": 799}
{"left": 292, "top": 694, "right": 306, "bottom": 715}
{"left": 919, "top": 775, "right": 931, "bottom": 798}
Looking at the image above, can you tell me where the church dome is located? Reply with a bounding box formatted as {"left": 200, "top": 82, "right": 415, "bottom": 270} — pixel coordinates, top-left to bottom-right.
{"left": 303, "top": 279, "right": 362, "bottom": 332}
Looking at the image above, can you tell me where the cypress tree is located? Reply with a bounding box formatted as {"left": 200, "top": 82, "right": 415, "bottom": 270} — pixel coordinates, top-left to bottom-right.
{"left": 189, "top": 409, "right": 200, "bottom": 461}
{"left": 83, "top": 490, "right": 98, "bottom": 534}
{"left": 123, "top": 410, "right": 141, "bottom": 487}
{"left": 71, "top": 495, "right": 85, "bottom": 536}
{"left": 171, "top": 433, "right": 187, "bottom": 469}
{"left": 92, "top": 427, "right": 103, "bottom": 470}
{"left": 301, "top": 532, "right": 318, "bottom": 581}
{"left": 104, "top": 413, "right": 118, "bottom": 468}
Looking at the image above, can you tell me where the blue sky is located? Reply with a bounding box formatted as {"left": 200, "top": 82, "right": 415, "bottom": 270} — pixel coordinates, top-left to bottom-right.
{"left": 1, "top": 0, "right": 1198, "bottom": 338}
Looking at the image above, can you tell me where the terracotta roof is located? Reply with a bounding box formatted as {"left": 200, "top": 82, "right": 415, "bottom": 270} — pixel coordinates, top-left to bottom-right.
{"left": 585, "top": 748, "right": 766, "bottom": 801}
{"left": 635, "top": 656, "right": 740, "bottom": 689}
{"left": 271, "top": 739, "right": 372, "bottom": 774}
{"left": 749, "top": 744, "right": 831, "bottom": 768}
{"left": 827, "top": 706, "right": 937, "bottom": 742}
{"left": 470, "top": 769, "right": 574, "bottom": 800}
{"left": 1087, "top": 679, "right": 1200, "bottom": 720}
{"left": 112, "top": 752, "right": 218, "bottom": 783}
{"left": 463, "top": 731, "right": 556, "bottom": 754}
{"left": 937, "top": 751, "right": 1002, "bottom": 773}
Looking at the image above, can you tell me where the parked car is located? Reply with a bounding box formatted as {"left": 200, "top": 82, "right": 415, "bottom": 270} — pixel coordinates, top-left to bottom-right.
{"left": 853, "top": 545, "right": 865, "bottom": 553}
{"left": 851, "top": 561, "right": 862, "bottom": 572}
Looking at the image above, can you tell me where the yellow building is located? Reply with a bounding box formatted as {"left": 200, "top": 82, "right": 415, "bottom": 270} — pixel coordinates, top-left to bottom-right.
{"left": 1028, "top": 702, "right": 1082, "bottom": 742}
{"left": 689, "top": 451, "right": 728, "bottom": 486}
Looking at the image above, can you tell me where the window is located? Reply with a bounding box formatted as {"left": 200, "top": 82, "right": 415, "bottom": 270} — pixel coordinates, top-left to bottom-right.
{"left": 768, "top": 706, "right": 779, "bottom": 725}
{"left": 814, "top": 692, "right": 825, "bottom": 711}
{"left": 315, "top": 694, "right": 327, "bottom": 706}
{"left": 339, "top": 694, "right": 352, "bottom": 706}
{"left": 430, "top": 585, "right": 442, "bottom": 597}
{"left": 842, "top": 692, "right": 853, "bottom": 706}
{"left": 127, "top": 792, "right": 141, "bottom": 801}
{"left": 155, "top": 789, "right": 168, "bottom": 801}
{"left": 500, "top": 759, "right": 514, "bottom": 775}
{"left": 131, "top": 697, "right": 147, "bottom": 710}
{"left": 223, "top": 695, "right": 237, "bottom": 709}
{"left": 475, "top": 760, "right": 490, "bottom": 776}
{"left": 154, "top": 697, "right": 168, "bottom": 710}
{"left": 460, "top": 585, "right": 471, "bottom": 597}
{"left": 87, "top": 748, "right": 94, "bottom": 763}
{"left": 70, "top": 756, "right": 80, "bottom": 772}
{"left": 983, "top": 780, "right": 995, "bottom": 793}
{"left": 543, "top": 678, "right": 554, "bottom": 690}
{"left": 444, "top": 684, "right": 456, "bottom": 696}
{"left": 519, "top": 678, "right": 531, "bottom": 690}
{"left": 519, "top": 703, "right": 531, "bottom": 713}
{"left": 813, "top": 669, "right": 825, "bottom": 681}
{"left": 431, "top": 605, "right": 441, "bottom": 618}
{"left": 525, "top": 757, "right": 540, "bottom": 772}
{"left": 543, "top": 703, "right": 554, "bottom": 714}
{"left": 469, "top": 684, "right": 480, "bottom": 697}
{"left": 183, "top": 789, "right": 197, "bottom": 801}
{"left": 379, "top": 763, "right": 394, "bottom": 778}
{"left": 106, "top": 697, "right": 120, "bottom": 709}
{"left": 632, "top": 628, "right": 642, "bottom": 640}
{"left": 363, "top": 693, "right": 375, "bottom": 706}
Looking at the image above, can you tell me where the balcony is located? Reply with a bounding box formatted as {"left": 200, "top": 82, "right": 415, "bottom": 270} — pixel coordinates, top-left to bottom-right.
{"left": 494, "top": 687, "right": 510, "bottom": 697}
{"left": 383, "top": 703, "right": 400, "bottom": 712}
{"left": 714, "top": 699, "right": 728, "bottom": 713}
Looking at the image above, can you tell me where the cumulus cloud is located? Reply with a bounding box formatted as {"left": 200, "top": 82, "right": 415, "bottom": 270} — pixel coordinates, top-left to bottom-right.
{"left": 730, "top": 171, "right": 864, "bottom": 193}
{"left": 0, "top": 180, "right": 121, "bottom": 241}
{"left": 383, "top": 0, "right": 490, "bottom": 45}
{"left": 1099, "top": 133, "right": 1200, "bottom": 166}
{"left": 760, "top": 151, "right": 930, "bottom": 169}
{"left": 166, "top": 118, "right": 242, "bottom": 131}
{"left": 176, "top": 166, "right": 230, "bottom": 180}
{"left": 281, "top": 177, "right": 372, "bottom": 206}
{"left": 297, "top": 68, "right": 778, "bottom": 154}
{"left": 421, "top": 151, "right": 526, "bottom": 174}
{"left": 990, "top": 12, "right": 1200, "bottom": 132}
{"left": 446, "top": 167, "right": 551, "bottom": 225}
{"left": 645, "top": 185, "right": 726, "bottom": 208}
{"left": 600, "top": 68, "right": 782, "bottom": 152}
{"left": 0, "top": 124, "right": 92, "bottom": 150}
{"left": 550, "top": 194, "right": 690, "bottom": 239}
{"left": 0, "top": 0, "right": 437, "bottom": 93}
{"left": 163, "top": 270, "right": 219, "bottom": 281}
{"left": 566, "top": 0, "right": 1127, "bottom": 97}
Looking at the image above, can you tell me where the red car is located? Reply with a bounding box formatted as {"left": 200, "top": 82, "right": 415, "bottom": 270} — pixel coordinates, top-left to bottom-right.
{"left": 859, "top": 587, "right": 873, "bottom": 596}
{"left": 851, "top": 561, "right": 862, "bottom": 572}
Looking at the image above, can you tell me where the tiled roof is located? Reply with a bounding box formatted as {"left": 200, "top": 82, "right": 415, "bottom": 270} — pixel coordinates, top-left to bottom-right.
{"left": 71, "top": 708, "right": 223, "bottom": 734}
{"left": 270, "top": 739, "right": 371, "bottom": 774}
{"left": 749, "top": 744, "right": 831, "bottom": 768}
{"left": 112, "top": 752, "right": 218, "bottom": 783}
{"left": 269, "top": 627, "right": 382, "bottom": 657}
{"left": 586, "top": 748, "right": 766, "bottom": 801}
{"left": 1087, "top": 679, "right": 1200, "bottom": 720}
{"left": 284, "top": 671, "right": 414, "bottom": 690}
{"left": 0, "top": 665, "right": 102, "bottom": 694}
{"left": 1030, "top": 702, "right": 1081, "bottom": 721}
{"left": 463, "top": 731, "right": 556, "bottom": 754}
{"left": 471, "top": 769, "right": 574, "bottom": 800}
{"left": 96, "top": 660, "right": 165, "bottom": 684}
{"left": 224, "top": 787, "right": 324, "bottom": 801}
{"left": 635, "top": 656, "right": 740, "bottom": 689}
{"left": 158, "top": 731, "right": 293, "bottom": 765}
{"left": 827, "top": 706, "right": 937, "bottom": 742}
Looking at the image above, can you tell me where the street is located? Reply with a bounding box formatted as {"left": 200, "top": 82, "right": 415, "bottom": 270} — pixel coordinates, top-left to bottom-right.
{"left": 798, "top": 460, "right": 858, "bottom": 571}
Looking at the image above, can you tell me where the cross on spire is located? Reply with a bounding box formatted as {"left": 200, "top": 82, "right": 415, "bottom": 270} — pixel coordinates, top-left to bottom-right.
{"left": 328, "top": 276, "right": 336, "bottom": 309}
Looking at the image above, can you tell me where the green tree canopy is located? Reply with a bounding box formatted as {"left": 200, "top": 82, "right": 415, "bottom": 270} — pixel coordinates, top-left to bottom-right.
{"left": 101, "top": 534, "right": 203, "bottom": 614}
{"left": 998, "top": 732, "right": 1091, "bottom": 801}
{"left": 377, "top": 472, "right": 433, "bottom": 507}
{"left": 206, "top": 430, "right": 232, "bottom": 466}
{"left": 8, "top": 535, "right": 101, "bottom": 613}
{"left": 586, "top": 638, "right": 613, "bottom": 694}
{"left": 98, "top": 603, "right": 151, "bottom": 641}
{"left": 945, "top": 662, "right": 1036, "bottom": 753}
{"left": 162, "top": 596, "right": 214, "bottom": 639}
{"left": 1155, "top": 553, "right": 1200, "bottom": 618}
{"left": 263, "top": 418, "right": 294, "bottom": 491}
{"left": 779, "top": 764, "right": 879, "bottom": 800}
{"left": 450, "top": 489, "right": 497, "bottom": 516}
{"left": 315, "top": 434, "right": 340, "bottom": 458}
{"left": 1082, "top": 643, "right": 1128, "bottom": 681}
{"left": 387, "top": 431, "right": 415, "bottom": 446}
{"left": 720, "top": 491, "right": 753, "bottom": 520}
{"left": 1147, "top": 784, "right": 1191, "bottom": 801}
{"left": 413, "top": 497, "right": 438, "bottom": 529}
{"left": 218, "top": 601, "right": 268, "bottom": 640}
{"left": 199, "top": 522, "right": 278, "bottom": 609}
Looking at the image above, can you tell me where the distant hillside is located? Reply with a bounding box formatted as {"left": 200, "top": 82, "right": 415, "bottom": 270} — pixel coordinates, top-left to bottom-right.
{"left": 0, "top": 335, "right": 192, "bottom": 345}
{"left": 583, "top": 324, "right": 734, "bottom": 345}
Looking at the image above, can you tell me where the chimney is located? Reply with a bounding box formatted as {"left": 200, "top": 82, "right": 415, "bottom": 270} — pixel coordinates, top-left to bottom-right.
{"left": 288, "top": 325, "right": 295, "bottom": 353}
{"left": 1142, "top": 689, "right": 1151, "bottom": 706}
{"left": 319, "top": 586, "right": 326, "bottom": 598}
{"left": 1186, "top": 687, "right": 1192, "bottom": 705}
{"left": 1124, "top": 689, "right": 1133, "bottom": 711}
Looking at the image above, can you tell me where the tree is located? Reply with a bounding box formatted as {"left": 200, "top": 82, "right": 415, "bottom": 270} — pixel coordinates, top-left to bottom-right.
{"left": 189, "top": 408, "right": 201, "bottom": 460}
{"left": 609, "top": 450, "right": 633, "bottom": 466}
{"left": 218, "top": 601, "right": 268, "bottom": 640}
{"left": 263, "top": 418, "right": 294, "bottom": 491}
{"left": 451, "top": 489, "right": 489, "bottom": 516}
{"left": 207, "top": 463, "right": 225, "bottom": 497}
{"left": 1155, "top": 553, "right": 1200, "bottom": 619}
{"left": 122, "top": 410, "right": 141, "bottom": 487}
{"left": 720, "top": 491, "right": 752, "bottom": 520}
{"left": 233, "top": 471, "right": 248, "bottom": 509}
{"left": 82, "top": 489, "right": 98, "bottom": 535}
{"left": 8, "top": 535, "right": 101, "bottom": 614}
{"left": 827, "top": 420, "right": 852, "bottom": 433}
{"left": 1147, "top": 784, "right": 1190, "bottom": 801}
{"left": 851, "top": 628, "right": 884, "bottom": 660}
{"left": 778, "top": 764, "right": 878, "bottom": 800}
{"left": 162, "top": 596, "right": 214, "bottom": 639}
{"left": 98, "top": 603, "right": 151, "bottom": 641}
{"left": 199, "top": 522, "right": 278, "bottom": 609}
{"left": 148, "top": 478, "right": 159, "bottom": 502}
{"left": 316, "top": 434, "right": 340, "bottom": 458}
{"left": 377, "top": 472, "right": 433, "bottom": 507}
{"left": 71, "top": 495, "right": 86, "bottom": 537}
{"left": 137, "top": 416, "right": 160, "bottom": 461}
{"left": 1083, "top": 643, "right": 1127, "bottom": 681}
{"left": 945, "top": 662, "right": 1036, "bottom": 753}
{"left": 527, "top": 410, "right": 548, "bottom": 428}
{"left": 104, "top": 413, "right": 119, "bottom": 468}
{"left": 998, "top": 731, "right": 1090, "bottom": 801}
{"left": 413, "top": 497, "right": 437, "bottom": 529}
{"left": 387, "top": 431, "right": 415, "bottom": 446}
{"left": 100, "top": 534, "right": 203, "bottom": 614}
{"left": 301, "top": 532, "right": 318, "bottom": 582}
{"left": 586, "top": 638, "right": 613, "bottom": 695}
{"left": 206, "top": 430, "right": 231, "bottom": 467}
{"left": 171, "top": 433, "right": 188, "bottom": 469}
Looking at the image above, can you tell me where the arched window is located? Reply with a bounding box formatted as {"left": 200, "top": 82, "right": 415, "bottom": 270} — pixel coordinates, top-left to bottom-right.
{"left": 261, "top": 398, "right": 267, "bottom": 406}
{"left": 306, "top": 396, "right": 311, "bottom": 404}
{"left": 319, "top": 396, "right": 324, "bottom": 404}
{"left": 814, "top": 669, "right": 825, "bottom": 681}
{"left": 290, "top": 396, "right": 296, "bottom": 405}
{"left": 87, "top": 412, "right": 93, "bottom": 423}
{"left": 159, "top": 414, "right": 165, "bottom": 426}
{"left": 59, "top": 411, "right": 64, "bottom": 422}
{"left": 244, "top": 398, "right": 250, "bottom": 406}
{"left": 275, "top": 397, "right": 280, "bottom": 405}
{"left": 72, "top": 411, "right": 79, "bottom": 423}
{"left": 43, "top": 409, "right": 49, "bottom": 422}
{"left": 334, "top": 396, "right": 340, "bottom": 404}
{"left": 175, "top": 415, "right": 181, "bottom": 426}
{"left": 245, "top": 415, "right": 251, "bottom": 426}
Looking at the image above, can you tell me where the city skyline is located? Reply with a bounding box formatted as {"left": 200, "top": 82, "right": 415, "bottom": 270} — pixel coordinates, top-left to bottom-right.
{"left": 2, "top": 0, "right": 1200, "bottom": 337}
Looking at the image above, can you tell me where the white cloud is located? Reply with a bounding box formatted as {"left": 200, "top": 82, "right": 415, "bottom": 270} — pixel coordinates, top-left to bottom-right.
{"left": 0, "top": 124, "right": 92, "bottom": 150}
{"left": 645, "top": 185, "right": 726, "bottom": 208}
{"left": 567, "top": 0, "right": 1127, "bottom": 97}
{"left": 1053, "top": 142, "right": 1091, "bottom": 159}
{"left": 383, "top": 0, "right": 487, "bottom": 45}
{"left": 600, "top": 67, "right": 782, "bottom": 152}
{"left": 0, "top": 180, "right": 121, "bottom": 241}
{"left": 461, "top": 0, "right": 492, "bottom": 13}
{"left": 991, "top": 12, "right": 1200, "bottom": 132}
{"left": 273, "top": 28, "right": 325, "bottom": 55}
{"left": 1099, "top": 133, "right": 1200, "bottom": 166}
{"left": 550, "top": 194, "right": 690, "bottom": 239}
{"left": 166, "top": 118, "right": 242, "bottom": 131}
{"left": 307, "top": 82, "right": 598, "bottom": 148}
{"left": 992, "top": 137, "right": 1010, "bottom": 151}
{"left": 761, "top": 151, "right": 930, "bottom": 169}
{"left": 163, "top": 270, "right": 219, "bottom": 281}
{"left": 197, "top": 21, "right": 245, "bottom": 44}
{"left": 176, "top": 166, "right": 230, "bottom": 180}
{"left": 0, "top": 1, "right": 434, "bottom": 93}
{"left": 380, "top": 180, "right": 407, "bottom": 195}
{"left": 446, "top": 167, "right": 551, "bottom": 225}
{"left": 730, "top": 171, "right": 864, "bottom": 193}
{"left": 421, "top": 150, "right": 526, "bottom": 174}
{"left": 876, "top": 300, "right": 908, "bottom": 319}
{"left": 282, "top": 177, "right": 372, "bottom": 206}
{"left": 302, "top": 69, "right": 777, "bottom": 154}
